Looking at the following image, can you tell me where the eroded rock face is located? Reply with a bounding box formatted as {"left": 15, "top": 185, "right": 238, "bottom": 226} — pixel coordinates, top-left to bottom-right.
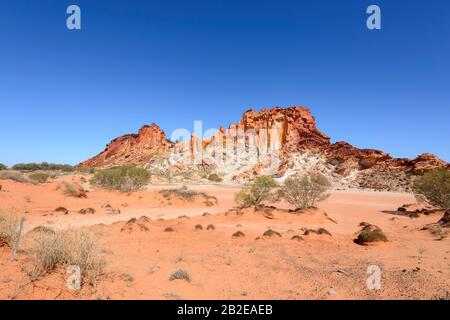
{"left": 78, "top": 124, "right": 173, "bottom": 168}
{"left": 77, "top": 106, "right": 449, "bottom": 191}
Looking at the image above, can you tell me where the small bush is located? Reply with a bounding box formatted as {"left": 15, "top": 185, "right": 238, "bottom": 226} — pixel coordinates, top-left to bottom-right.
{"left": 169, "top": 269, "right": 191, "bottom": 282}
{"left": 0, "top": 171, "right": 29, "bottom": 183}
{"left": 0, "top": 163, "right": 7, "bottom": 171}
{"left": 413, "top": 169, "right": 450, "bottom": 210}
{"left": 30, "top": 226, "right": 56, "bottom": 234}
{"left": 12, "top": 162, "right": 74, "bottom": 172}
{"left": 232, "top": 231, "right": 245, "bottom": 238}
{"left": 28, "top": 172, "right": 50, "bottom": 184}
{"left": 355, "top": 224, "right": 388, "bottom": 244}
{"left": 30, "top": 229, "right": 105, "bottom": 284}
{"left": 91, "top": 166, "right": 150, "bottom": 192}
{"left": 0, "top": 213, "right": 19, "bottom": 247}
{"left": 235, "top": 176, "right": 278, "bottom": 208}
{"left": 207, "top": 173, "right": 223, "bottom": 182}
{"left": 280, "top": 173, "right": 331, "bottom": 210}
{"left": 55, "top": 207, "right": 69, "bottom": 214}
{"left": 58, "top": 181, "right": 87, "bottom": 198}
{"left": 263, "top": 229, "right": 282, "bottom": 238}
{"left": 160, "top": 187, "right": 217, "bottom": 203}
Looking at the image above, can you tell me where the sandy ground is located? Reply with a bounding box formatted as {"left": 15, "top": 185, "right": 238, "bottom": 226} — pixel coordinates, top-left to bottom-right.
{"left": 0, "top": 175, "right": 449, "bottom": 300}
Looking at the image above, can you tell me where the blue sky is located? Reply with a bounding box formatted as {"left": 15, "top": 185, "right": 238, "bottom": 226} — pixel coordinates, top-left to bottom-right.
{"left": 0, "top": 0, "right": 449, "bottom": 166}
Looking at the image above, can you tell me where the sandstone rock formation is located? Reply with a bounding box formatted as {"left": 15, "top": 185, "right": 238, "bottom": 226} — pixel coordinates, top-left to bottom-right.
{"left": 77, "top": 106, "right": 449, "bottom": 191}
{"left": 78, "top": 124, "right": 173, "bottom": 168}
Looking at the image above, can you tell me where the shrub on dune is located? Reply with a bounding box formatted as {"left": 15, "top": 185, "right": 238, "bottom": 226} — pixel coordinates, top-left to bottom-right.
{"left": 355, "top": 224, "right": 388, "bottom": 245}
{"left": 0, "top": 171, "right": 29, "bottom": 183}
{"left": 28, "top": 172, "right": 50, "bottom": 184}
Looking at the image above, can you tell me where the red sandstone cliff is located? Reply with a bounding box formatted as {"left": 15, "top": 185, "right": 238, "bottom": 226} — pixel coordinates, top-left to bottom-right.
{"left": 78, "top": 123, "right": 173, "bottom": 168}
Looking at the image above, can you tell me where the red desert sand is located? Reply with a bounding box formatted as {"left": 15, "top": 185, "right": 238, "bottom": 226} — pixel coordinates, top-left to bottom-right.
{"left": 1, "top": 175, "right": 449, "bottom": 300}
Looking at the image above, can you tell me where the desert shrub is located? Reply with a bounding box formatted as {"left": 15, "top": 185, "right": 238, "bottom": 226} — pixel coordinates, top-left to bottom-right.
{"left": 0, "top": 163, "right": 7, "bottom": 170}
{"left": 30, "top": 226, "right": 56, "bottom": 234}
{"left": 355, "top": 224, "right": 388, "bottom": 244}
{"left": 160, "top": 186, "right": 217, "bottom": 203}
{"left": 28, "top": 172, "right": 50, "bottom": 184}
{"left": 91, "top": 166, "right": 150, "bottom": 192}
{"left": 58, "top": 181, "right": 87, "bottom": 198}
{"left": 235, "top": 176, "right": 278, "bottom": 208}
{"left": 280, "top": 173, "right": 331, "bottom": 210}
{"left": 0, "top": 171, "right": 29, "bottom": 183}
{"left": 30, "top": 229, "right": 105, "bottom": 284}
{"left": 77, "top": 167, "right": 95, "bottom": 174}
{"left": 12, "top": 162, "right": 74, "bottom": 172}
{"left": 169, "top": 269, "right": 191, "bottom": 282}
{"left": 207, "top": 173, "right": 223, "bottom": 182}
{"left": 413, "top": 169, "right": 450, "bottom": 210}
{"left": 0, "top": 213, "right": 19, "bottom": 247}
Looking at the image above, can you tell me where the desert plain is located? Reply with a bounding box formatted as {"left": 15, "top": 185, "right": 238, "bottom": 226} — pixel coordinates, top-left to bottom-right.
{"left": 0, "top": 173, "right": 449, "bottom": 300}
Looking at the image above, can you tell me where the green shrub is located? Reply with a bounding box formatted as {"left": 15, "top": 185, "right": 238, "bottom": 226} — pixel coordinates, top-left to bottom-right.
{"left": 280, "top": 173, "right": 331, "bottom": 210}
{"left": 91, "top": 166, "right": 150, "bottom": 192}
{"left": 207, "top": 173, "right": 223, "bottom": 182}
{"left": 28, "top": 172, "right": 50, "bottom": 184}
{"left": 235, "top": 176, "right": 278, "bottom": 208}
{"left": 0, "top": 163, "right": 7, "bottom": 171}
{"left": 12, "top": 162, "right": 74, "bottom": 172}
{"left": 413, "top": 169, "right": 450, "bottom": 210}
{"left": 77, "top": 167, "right": 95, "bottom": 174}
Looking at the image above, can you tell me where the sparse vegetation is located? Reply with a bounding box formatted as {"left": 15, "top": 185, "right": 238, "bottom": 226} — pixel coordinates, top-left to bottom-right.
{"left": 355, "top": 224, "right": 388, "bottom": 244}
{"left": 207, "top": 173, "right": 223, "bottom": 182}
{"left": 0, "top": 171, "right": 28, "bottom": 183}
{"left": 28, "top": 172, "right": 50, "bottom": 184}
{"left": 232, "top": 231, "right": 245, "bottom": 238}
{"left": 0, "top": 163, "right": 7, "bottom": 170}
{"left": 30, "top": 226, "right": 56, "bottom": 234}
{"left": 280, "top": 173, "right": 331, "bottom": 210}
{"left": 0, "top": 213, "right": 19, "bottom": 247}
{"left": 55, "top": 207, "right": 69, "bottom": 215}
{"left": 263, "top": 229, "right": 281, "bottom": 237}
{"left": 413, "top": 169, "right": 450, "bottom": 210}
{"left": 160, "top": 186, "right": 217, "bottom": 204}
{"left": 12, "top": 162, "right": 74, "bottom": 172}
{"left": 169, "top": 269, "right": 191, "bottom": 282}
{"left": 91, "top": 166, "right": 150, "bottom": 192}
{"left": 58, "top": 181, "right": 87, "bottom": 198}
{"left": 235, "top": 176, "right": 278, "bottom": 208}
{"left": 29, "top": 229, "right": 105, "bottom": 284}
{"left": 79, "top": 208, "right": 96, "bottom": 215}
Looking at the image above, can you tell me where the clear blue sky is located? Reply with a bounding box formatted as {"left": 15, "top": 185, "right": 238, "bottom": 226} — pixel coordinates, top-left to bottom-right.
{"left": 0, "top": 0, "right": 449, "bottom": 166}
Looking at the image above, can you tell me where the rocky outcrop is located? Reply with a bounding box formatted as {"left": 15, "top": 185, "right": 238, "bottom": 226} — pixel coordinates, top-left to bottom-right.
{"left": 78, "top": 124, "right": 173, "bottom": 168}
{"left": 77, "top": 106, "right": 448, "bottom": 191}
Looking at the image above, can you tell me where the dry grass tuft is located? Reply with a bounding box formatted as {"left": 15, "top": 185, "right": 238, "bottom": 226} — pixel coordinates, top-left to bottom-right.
{"left": 169, "top": 269, "right": 191, "bottom": 282}
{"left": 29, "top": 229, "right": 105, "bottom": 284}
{"left": 0, "top": 213, "right": 19, "bottom": 247}
{"left": 355, "top": 224, "right": 388, "bottom": 244}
